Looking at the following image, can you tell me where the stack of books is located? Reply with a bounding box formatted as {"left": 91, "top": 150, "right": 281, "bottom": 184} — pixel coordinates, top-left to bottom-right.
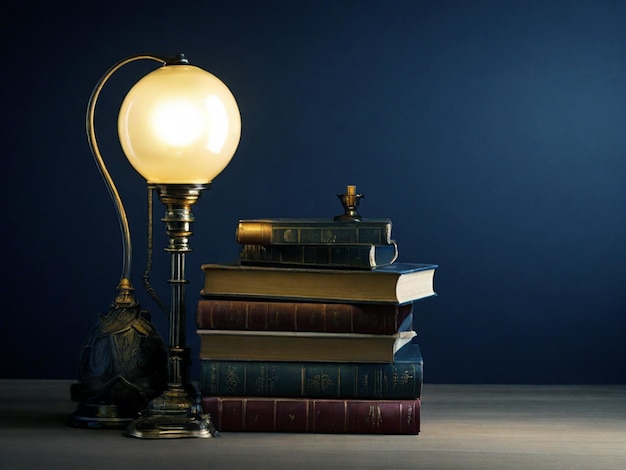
{"left": 196, "top": 216, "right": 437, "bottom": 434}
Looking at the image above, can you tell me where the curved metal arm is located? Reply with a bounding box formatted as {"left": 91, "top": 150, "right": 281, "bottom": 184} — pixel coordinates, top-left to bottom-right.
{"left": 85, "top": 54, "right": 183, "bottom": 285}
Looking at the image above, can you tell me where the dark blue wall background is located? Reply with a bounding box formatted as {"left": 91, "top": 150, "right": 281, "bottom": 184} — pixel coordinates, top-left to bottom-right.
{"left": 2, "top": 0, "right": 625, "bottom": 384}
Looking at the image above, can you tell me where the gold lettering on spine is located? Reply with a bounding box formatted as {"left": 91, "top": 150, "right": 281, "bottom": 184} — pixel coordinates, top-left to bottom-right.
{"left": 362, "top": 372, "right": 369, "bottom": 391}
{"left": 406, "top": 403, "right": 414, "bottom": 426}
{"left": 255, "top": 365, "right": 265, "bottom": 393}
{"left": 224, "top": 365, "right": 240, "bottom": 393}
{"left": 366, "top": 405, "right": 383, "bottom": 430}
{"left": 268, "top": 365, "right": 277, "bottom": 394}
{"left": 393, "top": 369, "right": 413, "bottom": 387}
{"left": 307, "top": 373, "right": 333, "bottom": 393}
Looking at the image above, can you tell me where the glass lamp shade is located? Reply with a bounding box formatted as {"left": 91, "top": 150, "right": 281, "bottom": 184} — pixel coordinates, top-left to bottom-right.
{"left": 118, "top": 64, "right": 241, "bottom": 184}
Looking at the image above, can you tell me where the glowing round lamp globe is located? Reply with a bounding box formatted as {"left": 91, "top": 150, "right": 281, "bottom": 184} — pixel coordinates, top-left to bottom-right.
{"left": 118, "top": 65, "right": 241, "bottom": 184}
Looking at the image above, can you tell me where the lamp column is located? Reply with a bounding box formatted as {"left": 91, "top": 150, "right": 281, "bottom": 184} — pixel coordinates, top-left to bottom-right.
{"left": 160, "top": 184, "right": 208, "bottom": 390}
{"left": 125, "top": 184, "right": 216, "bottom": 438}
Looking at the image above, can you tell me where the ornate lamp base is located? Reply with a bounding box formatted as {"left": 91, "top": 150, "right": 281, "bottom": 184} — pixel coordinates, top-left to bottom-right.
{"left": 125, "top": 387, "right": 217, "bottom": 438}
{"left": 69, "top": 293, "right": 169, "bottom": 430}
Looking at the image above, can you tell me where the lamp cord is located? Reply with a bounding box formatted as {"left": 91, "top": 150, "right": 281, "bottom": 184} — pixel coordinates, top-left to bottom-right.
{"left": 86, "top": 54, "right": 168, "bottom": 288}
{"left": 144, "top": 185, "right": 169, "bottom": 317}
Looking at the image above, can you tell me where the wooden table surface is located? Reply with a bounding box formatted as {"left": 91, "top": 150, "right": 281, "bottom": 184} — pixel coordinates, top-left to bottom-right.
{"left": 1, "top": 380, "right": 625, "bottom": 469}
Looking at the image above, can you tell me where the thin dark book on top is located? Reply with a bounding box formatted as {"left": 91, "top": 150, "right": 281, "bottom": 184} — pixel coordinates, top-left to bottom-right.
{"left": 235, "top": 218, "right": 394, "bottom": 246}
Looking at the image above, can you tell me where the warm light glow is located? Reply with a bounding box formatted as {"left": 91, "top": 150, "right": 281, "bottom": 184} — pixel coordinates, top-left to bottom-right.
{"left": 118, "top": 64, "right": 241, "bottom": 184}
{"left": 204, "top": 96, "right": 229, "bottom": 153}
{"left": 151, "top": 100, "right": 205, "bottom": 148}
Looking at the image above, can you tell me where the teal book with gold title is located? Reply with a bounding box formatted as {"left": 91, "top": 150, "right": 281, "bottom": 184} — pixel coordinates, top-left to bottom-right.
{"left": 199, "top": 339, "right": 423, "bottom": 399}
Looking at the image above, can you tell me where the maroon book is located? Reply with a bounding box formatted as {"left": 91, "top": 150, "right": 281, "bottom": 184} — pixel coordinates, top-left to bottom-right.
{"left": 201, "top": 396, "right": 420, "bottom": 434}
{"left": 196, "top": 298, "right": 413, "bottom": 335}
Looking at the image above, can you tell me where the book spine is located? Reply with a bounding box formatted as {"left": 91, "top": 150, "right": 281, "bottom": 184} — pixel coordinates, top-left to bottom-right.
{"left": 199, "top": 358, "right": 423, "bottom": 399}
{"left": 197, "top": 330, "right": 416, "bottom": 363}
{"left": 202, "top": 397, "right": 420, "bottom": 434}
{"left": 239, "top": 242, "right": 398, "bottom": 269}
{"left": 200, "top": 262, "right": 437, "bottom": 304}
{"left": 196, "top": 299, "right": 413, "bottom": 335}
{"left": 236, "top": 220, "right": 392, "bottom": 245}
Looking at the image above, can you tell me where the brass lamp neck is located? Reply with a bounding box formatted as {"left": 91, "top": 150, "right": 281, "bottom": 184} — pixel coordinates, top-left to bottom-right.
{"left": 154, "top": 184, "right": 210, "bottom": 253}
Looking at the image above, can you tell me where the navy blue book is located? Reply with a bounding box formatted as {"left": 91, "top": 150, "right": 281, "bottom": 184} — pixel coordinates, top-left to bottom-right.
{"left": 199, "top": 339, "right": 424, "bottom": 399}
{"left": 239, "top": 242, "right": 398, "bottom": 269}
{"left": 235, "top": 218, "right": 393, "bottom": 246}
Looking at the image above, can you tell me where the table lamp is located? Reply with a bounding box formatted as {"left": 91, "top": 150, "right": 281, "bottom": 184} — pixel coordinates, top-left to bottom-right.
{"left": 74, "top": 53, "right": 241, "bottom": 438}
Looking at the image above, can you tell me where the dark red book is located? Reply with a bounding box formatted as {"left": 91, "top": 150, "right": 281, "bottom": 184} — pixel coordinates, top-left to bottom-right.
{"left": 196, "top": 298, "right": 413, "bottom": 335}
{"left": 201, "top": 396, "right": 420, "bottom": 434}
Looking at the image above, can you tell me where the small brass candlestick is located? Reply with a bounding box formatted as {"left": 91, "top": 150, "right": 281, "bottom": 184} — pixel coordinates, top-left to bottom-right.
{"left": 335, "top": 185, "right": 364, "bottom": 221}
